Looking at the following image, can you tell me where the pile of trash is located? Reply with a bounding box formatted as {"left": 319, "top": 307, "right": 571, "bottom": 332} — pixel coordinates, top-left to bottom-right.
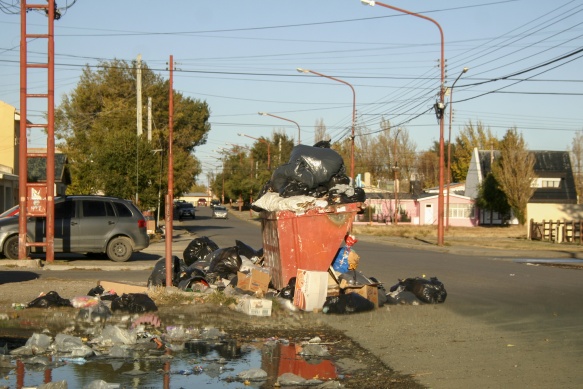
{"left": 253, "top": 142, "right": 365, "bottom": 212}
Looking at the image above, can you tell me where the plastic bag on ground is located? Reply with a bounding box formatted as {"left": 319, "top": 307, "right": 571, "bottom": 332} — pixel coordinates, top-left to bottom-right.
{"left": 27, "top": 291, "right": 72, "bottom": 308}
{"left": 390, "top": 277, "right": 447, "bottom": 304}
{"left": 147, "top": 256, "right": 189, "bottom": 287}
{"left": 235, "top": 240, "right": 263, "bottom": 263}
{"left": 98, "top": 325, "right": 136, "bottom": 346}
{"left": 207, "top": 247, "right": 242, "bottom": 279}
{"left": 183, "top": 236, "right": 219, "bottom": 266}
{"left": 111, "top": 293, "right": 157, "bottom": 313}
{"left": 322, "top": 293, "right": 375, "bottom": 314}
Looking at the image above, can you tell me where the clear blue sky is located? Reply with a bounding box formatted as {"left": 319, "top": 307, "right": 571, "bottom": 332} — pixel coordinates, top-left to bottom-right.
{"left": 1, "top": 0, "right": 582, "bottom": 184}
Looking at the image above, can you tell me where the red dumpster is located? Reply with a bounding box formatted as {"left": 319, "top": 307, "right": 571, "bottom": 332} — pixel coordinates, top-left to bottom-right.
{"left": 261, "top": 202, "right": 361, "bottom": 290}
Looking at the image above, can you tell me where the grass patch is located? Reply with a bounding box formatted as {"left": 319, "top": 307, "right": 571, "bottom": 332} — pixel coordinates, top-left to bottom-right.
{"left": 352, "top": 224, "right": 527, "bottom": 239}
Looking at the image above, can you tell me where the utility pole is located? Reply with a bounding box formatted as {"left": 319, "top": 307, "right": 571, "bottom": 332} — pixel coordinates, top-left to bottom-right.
{"left": 136, "top": 54, "right": 142, "bottom": 136}
{"left": 147, "top": 97, "right": 152, "bottom": 141}
{"left": 165, "top": 54, "right": 175, "bottom": 288}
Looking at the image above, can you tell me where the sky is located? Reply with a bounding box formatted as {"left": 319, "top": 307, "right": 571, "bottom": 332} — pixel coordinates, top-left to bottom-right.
{"left": 1, "top": 0, "right": 582, "bottom": 185}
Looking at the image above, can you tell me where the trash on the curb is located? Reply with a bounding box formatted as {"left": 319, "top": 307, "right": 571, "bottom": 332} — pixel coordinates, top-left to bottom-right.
{"left": 147, "top": 256, "right": 189, "bottom": 288}
{"left": 27, "top": 291, "right": 72, "bottom": 308}
{"left": 183, "top": 236, "right": 220, "bottom": 266}
{"left": 235, "top": 296, "right": 272, "bottom": 316}
{"left": 111, "top": 293, "right": 158, "bottom": 313}
{"left": 293, "top": 269, "right": 328, "bottom": 311}
{"left": 389, "top": 276, "right": 447, "bottom": 304}
{"left": 207, "top": 246, "right": 242, "bottom": 279}
{"left": 322, "top": 292, "right": 375, "bottom": 314}
{"left": 236, "top": 268, "right": 270, "bottom": 295}
{"left": 99, "top": 281, "right": 147, "bottom": 295}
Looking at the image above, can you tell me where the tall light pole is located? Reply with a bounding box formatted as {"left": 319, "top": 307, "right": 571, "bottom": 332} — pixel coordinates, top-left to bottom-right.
{"left": 446, "top": 67, "right": 469, "bottom": 230}
{"left": 296, "top": 67, "right": 356, "bottom": 183}
{"left": 258, "top": 112, "right": 301, "bottom": 145}
{"left": 238, "top": 133, "right": 271, "bottom": 170}
{"left": 393, "top": 128, "right": 402, "bottom": 225}
{"left": 360, "top": 0, "right": 446, "bottom": 246}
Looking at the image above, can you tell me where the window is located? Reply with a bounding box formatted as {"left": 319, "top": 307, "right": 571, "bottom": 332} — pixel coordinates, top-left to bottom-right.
{"left": 541, "top": 179, "right": 560, "bottom": 188}
{"left": 55, "top": 200, "right": 75, "bottom": 218}
{"left": 448, "top": 204, "right": 474, "bottom": 218}
{"left": 114, "top": 201, "right": 133, "bottom": 217}
{"left": 82, "top": 200, "right": 114, "bottom": 217}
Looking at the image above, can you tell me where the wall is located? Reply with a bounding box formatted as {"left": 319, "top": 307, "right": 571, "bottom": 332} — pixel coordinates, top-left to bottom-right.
{"left": 0, "top": 101, "right": 18, "bottom": 173}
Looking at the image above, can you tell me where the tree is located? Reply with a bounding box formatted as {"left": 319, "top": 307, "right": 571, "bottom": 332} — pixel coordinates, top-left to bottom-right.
{"left": 54, "top": 59, "right": 211, "bottom": 209}
{"left": 476, "top": 173, "right": 511, "bottom": 224}
{"left": 491, "top": 128, "right": 535, "bottom": 225}
{"left": 570, "top": 130, "right": 583, "bottom": 204}
{"left": 314, "top": 118, "right": 329, "bottom": 144}
{"left": 452, "top": 120, "right": 499, "bottom": 183}
{"left": 211, "top": 132, "right": 295, "bottom": 203}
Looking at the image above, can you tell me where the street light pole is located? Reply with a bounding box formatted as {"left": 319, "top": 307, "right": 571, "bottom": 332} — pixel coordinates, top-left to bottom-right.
{"left": 360, "top": 0, "right": 446, "bottom": 246}
{"left": 238, "top": 133, "right": 271, "bottom": 170}
{"left": 258, "top": 112, "right": 302, "bottom": 145}
{"left": 446, "top": 67, "right": 469, "bottom": 230}
{"left": 296, "top": 67, "right": 356, "bottom": 183}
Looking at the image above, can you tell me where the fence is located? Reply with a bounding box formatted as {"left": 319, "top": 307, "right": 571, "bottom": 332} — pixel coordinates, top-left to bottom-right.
{"left": 529, "top": 219, "right": 583, "bottom": 244}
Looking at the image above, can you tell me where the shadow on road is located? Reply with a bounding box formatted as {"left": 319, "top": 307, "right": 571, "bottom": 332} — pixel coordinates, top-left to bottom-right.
{"left": 0, "top": 271, "right": 40, "bottom": 285}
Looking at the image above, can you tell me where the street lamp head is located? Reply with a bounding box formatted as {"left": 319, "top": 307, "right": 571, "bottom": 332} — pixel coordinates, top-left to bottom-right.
{"left": 360, "top": 0, "right": 375, "bottom": 6}
{"left": 237, "top": 133, "right": 243, "bottom": 137}
{"left": 462, "top": 67, "right": 469, "bottom": 73}
{"left": 258, "top": 112, "right": 267, "bottom": 116}
{"left": 296, "top": 67, "right": 310, "bottom": 74}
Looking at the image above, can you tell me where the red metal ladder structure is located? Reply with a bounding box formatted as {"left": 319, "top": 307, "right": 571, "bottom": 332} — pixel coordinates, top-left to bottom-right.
{"left": 18, "top": 0, "right": 57, "bottom": 262}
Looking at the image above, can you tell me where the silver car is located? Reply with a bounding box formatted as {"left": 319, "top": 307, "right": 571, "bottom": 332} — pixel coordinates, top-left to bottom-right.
{"left": 0, "top": 195, "right": 150, "bottom": 262}
{"left": 212, "top": 206, "right": 228, "bottom": 219}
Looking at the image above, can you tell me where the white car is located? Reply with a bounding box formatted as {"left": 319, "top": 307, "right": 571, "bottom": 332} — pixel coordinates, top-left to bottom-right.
{"left": 212, "top": 206, "right": 228, "bottom": 219}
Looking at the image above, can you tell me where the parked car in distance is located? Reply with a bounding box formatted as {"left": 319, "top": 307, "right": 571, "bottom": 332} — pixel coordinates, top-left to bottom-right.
{"left": 210, "top": 199, "right": 221, "bottom": 208}
{"left": 212, "top": 206, "right": 228, "bottom": 219}
{"left": 197, "top": 198, "right": 208, "bottom": 207}
{"left": 176, "top": 202, "right": 196, "bottom": 220}
{"left": 0, "top": 195, "right": 149, "bottom": 262}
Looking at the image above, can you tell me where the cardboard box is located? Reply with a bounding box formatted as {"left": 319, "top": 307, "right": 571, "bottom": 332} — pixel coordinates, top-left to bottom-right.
{"left": 327, "top": 271, "right": 341, "bottom": 297}
{"left": 348, "top": 249, "right": 360, "bottom": 270}
{"left": 99, "top": 280, "right": 148, "bottom": 295}
{"left": 293, "top": 269, "right": 328, "bottom": 311}
{"left": 347, "top": 284, "right": 379, "bottom": 308}
{"left": 236, "top": 298, "right": 272, "bottom": 316}
{"left": 237, "top": 269, "right": 271, "bottom": 294}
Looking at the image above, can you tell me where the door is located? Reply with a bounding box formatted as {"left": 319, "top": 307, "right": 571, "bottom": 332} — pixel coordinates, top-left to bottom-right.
{"left": 53, "top": 198, "right": 79, "bottom": 252}
{"left": 424, "top": 204, "right": 434, "bottom": 225}
{"left": 78, "top": 199, "right": 117, "bottom": 251}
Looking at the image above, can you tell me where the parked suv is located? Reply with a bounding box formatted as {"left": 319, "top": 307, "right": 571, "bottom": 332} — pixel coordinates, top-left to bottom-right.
{"left": 210, "top": 199, "right": 221, "bottom": 208}
{"left": 0, "top": 195, "right": 150, "bottom": 262}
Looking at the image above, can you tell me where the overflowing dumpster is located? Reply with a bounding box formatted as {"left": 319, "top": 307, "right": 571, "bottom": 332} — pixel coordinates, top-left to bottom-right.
{"left": 261, "top": 202, "right": 360, "bottom": 290}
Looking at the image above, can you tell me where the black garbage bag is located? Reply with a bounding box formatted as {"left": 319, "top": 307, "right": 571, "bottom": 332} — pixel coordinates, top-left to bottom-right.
{"left": 326, "top": 171, "right": 351, "bottom": 189}
{"left": 279, "top": 180, "right": 311, "bottom": 197}
{"left": 271, "top": 162, "right": 315, "bottom": 196}
{"left": 322, "top": 293, "right": 375, "bottom": 314}
{"left": 278, "top": 277, "right": 296, "bottom": 300}
{"left": 147, "top": 256, "right": 189, "bottom": 288}
{"left": 328, "top": 186, "right": 366, "bottom": 204}
{"left": 207, "top": 247, "right": 242, "bottom": 279}
{"left": 313, "top": 139, "right": 331, "bottom": 148}
{"left": 183, "top": 237, "right": 220, "bottom": 266}
{"left": 111, "top": 293, "right": 157, "bottom": 313}
{"left": 235, "top": 240, "right": 262, "bottom": 263}
{"left": 87, "top": 285, "right": 118, "bottom": 301}
{"left": 27, "top": 291, "right": 72, "bottom": 308}
{"left": 288, "top": 145, "right": 344, "bottom": 187}
{"left": 390, "top": 277, "right": 447, "bottom": 304}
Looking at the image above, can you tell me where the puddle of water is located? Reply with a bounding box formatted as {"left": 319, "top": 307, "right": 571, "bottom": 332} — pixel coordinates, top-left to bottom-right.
{"left": 513, "top": 258, "right": 583, "bottom": 264}
{"left": 1, "top": 340, "right": 338, "bottom": 388}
